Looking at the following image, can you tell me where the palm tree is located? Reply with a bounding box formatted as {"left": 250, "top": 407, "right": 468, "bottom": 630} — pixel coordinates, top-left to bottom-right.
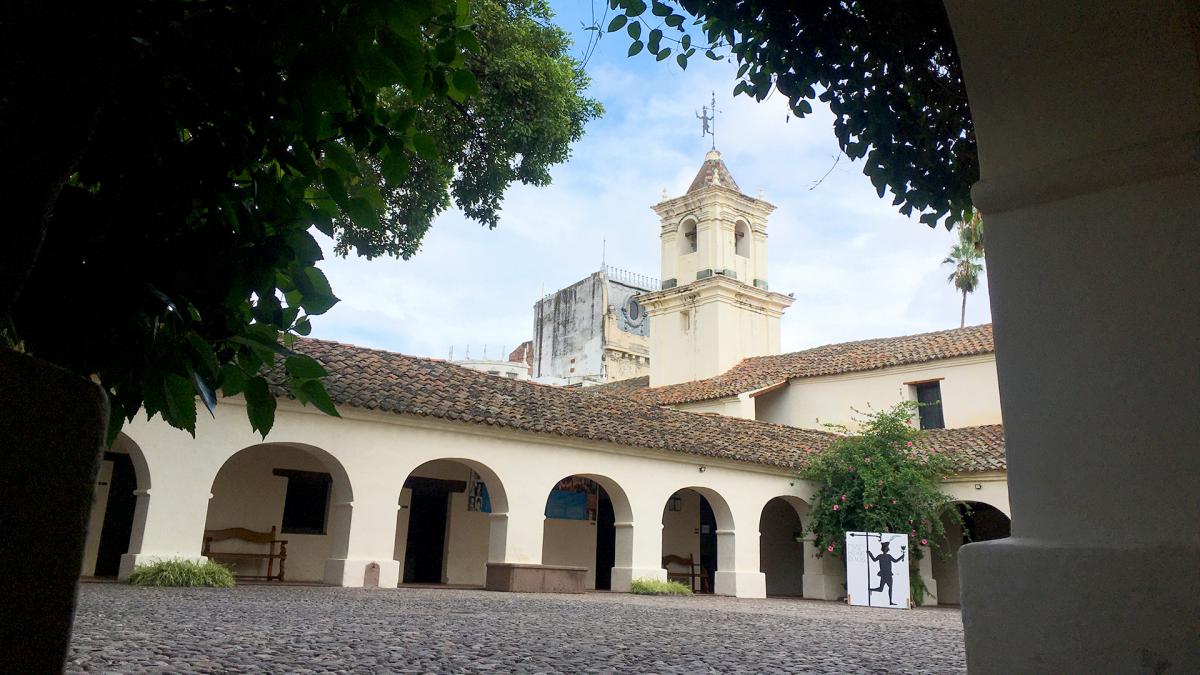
{"left": 943, "top": 234, "right": 984, "bottom": 328}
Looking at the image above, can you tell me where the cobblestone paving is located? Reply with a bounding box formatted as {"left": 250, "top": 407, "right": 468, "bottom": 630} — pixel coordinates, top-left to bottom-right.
{"left": 68, "top": 583, "right": 965, "bottom": 673}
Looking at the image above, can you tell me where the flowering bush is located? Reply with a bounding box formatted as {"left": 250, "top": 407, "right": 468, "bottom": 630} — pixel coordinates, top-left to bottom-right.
{"left": 801, "top": 402, "right": 960, "bottom": 601}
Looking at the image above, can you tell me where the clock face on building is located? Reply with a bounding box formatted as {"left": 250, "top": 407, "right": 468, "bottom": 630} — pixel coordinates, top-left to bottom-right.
{"left": 618, "top": 296, "right": 648, "bottom": 335}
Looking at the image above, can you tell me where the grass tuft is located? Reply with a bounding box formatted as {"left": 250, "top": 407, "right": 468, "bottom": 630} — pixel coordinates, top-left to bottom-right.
{"left": 126, "top": 559, "right": 236, "bottom": 588}
{"left": 629, "top": 578, "right": 694, "bottom": 596}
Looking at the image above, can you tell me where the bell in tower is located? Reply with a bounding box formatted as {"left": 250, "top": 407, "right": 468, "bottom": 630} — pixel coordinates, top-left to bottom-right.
{"left": 638, "top": 150, "right": 793, "bottom": 387}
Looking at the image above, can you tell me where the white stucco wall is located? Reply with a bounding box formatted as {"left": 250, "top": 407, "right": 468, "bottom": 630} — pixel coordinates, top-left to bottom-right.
{"left": 542, "top": 518, "right": 598, "bottom": 588}
{"left": 754, "top": 355, "right": 1001, "bottom": 430}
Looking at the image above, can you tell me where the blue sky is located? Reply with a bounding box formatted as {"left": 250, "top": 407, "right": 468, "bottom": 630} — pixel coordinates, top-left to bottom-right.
{"left": 310, "top": 1, "right": 990, "bottom": 359}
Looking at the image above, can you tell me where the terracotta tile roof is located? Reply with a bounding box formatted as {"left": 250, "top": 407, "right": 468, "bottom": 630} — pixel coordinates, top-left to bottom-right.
{"left": 279, "top": 338, "right": 836, "bottom": 470}
{"left": 919, "top": 425, "right": 1007, "bottom": 474}
{"left": 599, "top": 324, "right": 995, "bottom": 406}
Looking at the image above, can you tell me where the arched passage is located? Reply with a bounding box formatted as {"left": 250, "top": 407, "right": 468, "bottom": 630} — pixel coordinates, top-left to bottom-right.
{"left": 81, "top": 433, "right": 151, "bottom": 577}
{"left": 758, "top": 496, "right": 808, "bottom": 597}
{"left": 395, "top": 458, "right": 508, "bottom": 587}
{"left": 204, "top": 442, "right": 352, "bottom": 582}
{"left": 679, "top": 218, "right": 698, "bottom": 254}
{"left": 660, "top": 486, "right": 734, "bottom": 594}
{"left": 931, "top": 500, "right": 1012, "bottom": 605}
{"left": 540, "top": 474, "right": 633, "bottom": 591}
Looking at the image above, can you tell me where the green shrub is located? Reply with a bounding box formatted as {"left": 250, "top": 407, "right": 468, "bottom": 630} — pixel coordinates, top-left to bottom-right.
{"left": 629, "top": 578, "right": 694, "bottom": 596}
{"left": 126, "top": 559, "right": 235, "bottom": 588}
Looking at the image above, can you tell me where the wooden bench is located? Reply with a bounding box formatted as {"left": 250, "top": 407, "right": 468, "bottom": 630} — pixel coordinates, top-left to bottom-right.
{"left": 202, "top": 526, "right": 287, "bottom": 581}
{"left": 663, "top": 553, "right": 709, "bottom": 593}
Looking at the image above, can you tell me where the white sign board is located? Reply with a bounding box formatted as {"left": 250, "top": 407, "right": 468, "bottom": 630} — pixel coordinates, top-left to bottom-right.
{"left": 845, "top": 531, "right": 910, "bottom": 609}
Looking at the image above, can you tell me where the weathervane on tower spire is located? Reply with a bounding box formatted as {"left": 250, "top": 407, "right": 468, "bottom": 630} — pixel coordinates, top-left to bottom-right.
{"left": 696, "top": 90, "right": 718, "bottom": 150}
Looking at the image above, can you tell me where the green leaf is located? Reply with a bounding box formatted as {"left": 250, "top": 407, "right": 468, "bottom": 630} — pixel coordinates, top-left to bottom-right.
{"left": 651, "top": 1, "right": 671, "bottom": 17}
{"left": 627, "top": 40, "right": 644, "bottom": 57}
{"left": 294, "top": 316, "right": 312, "bottom": 336}
{"left": 664, "top": 14, "right": 683, "bottom": 28}
{"left": 220, "top": 363, "right": 249, "bottom": 397}
{"left": 285, "top": 354, "right": 328, "bottom": 380}
{"left": 607, "top": 14, "right": 627, "bottom": 32}
{"left": 345, "top": 197, "right": 382, "bottom": 230}
{"left": 243, "top": 376, "right": 277, "bottom": 437}
{"left": 186, "top": 333, "right": 220, "bottom": 377}
{"left": 320, "top": 168, "right": 350, "bottom": 210}
{"left": 705, "top": 49, "right": 720, "bottom": 60}
{"left": 296, "top": 378, "right": 340, "bottom": 417}
{"left": 162, "top": 372, "right": 198, "bottom": 435}
{"left": 458, "top": 29, "right": 481, "bottom": 53}
{"left": 626, "top": 21, "right": 641, "bottom": 40}
{"left": 676, "top": 53, "right": 688, "bottom": 69}
{"left": 190, "top": 368, "right": 218, "bottom": 417}
{"left": 322, "top": 143, "right": 360, "bottom": 177}
{"left": 648, "top": 29, "right": 662, "bottom": 54}
{"left": 411, "top": 132, "right": 439, "bottom": 161}
{"left": 451, "top": 69, "right": 479, "bottom": 97}
{"left": 656, "top": 47, "right": 672, "bottom": 61}
{"left": 295, "top": 266, "right": 339, "bottom": 315}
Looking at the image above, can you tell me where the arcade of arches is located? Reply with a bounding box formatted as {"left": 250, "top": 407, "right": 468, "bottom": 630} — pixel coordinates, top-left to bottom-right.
{"left": 83, "top": 401, "right": 1008, "bottom": 602}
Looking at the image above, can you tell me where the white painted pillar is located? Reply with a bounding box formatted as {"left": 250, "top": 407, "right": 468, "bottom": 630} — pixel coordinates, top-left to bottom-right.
{"left": 915, "top": 545, "right": 938, "bottom": 607}
{"left": 713, "top": 503, "right": 766, "bottom": 598}
{"left": 322, "top": 490, "right": 401, "bottom": 588}
{"left": 610, "top": 519, "right": 666, "bottom": 592}
{"left": 486, "top": 499, "right": 544, "bottom": 565}
{"left": 117, "top": 464, "right": 211, "bottom": 579}
{"left": 801, "top": 537, "right": 845, "bottom": 601}
{"left": 946, "top": 2, "right": 1200, "bottom": 671}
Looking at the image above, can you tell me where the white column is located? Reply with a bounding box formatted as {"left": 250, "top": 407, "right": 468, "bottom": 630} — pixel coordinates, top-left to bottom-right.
{"left": 118, "top": 465, "right": 211, "bottom": 579}
{"left": 486, "top": 499, "right": 544, "bottom": 565}
{"left": 801, "top": 537, "right": 845, "bottom": 601}
{"left": 322, "top": 490, "right": 401, "bottom": 588}
{"left": 915, "top": 545, "right": 938, "bottom": 607}
{"left": 946, "top": 1, "right": 1199, "bottom": 671}
{"left": 610, "top": 520, "right": 667, "bottom": 592}
{"left": 713, "top": 503, "right": 767, "bottom": 598}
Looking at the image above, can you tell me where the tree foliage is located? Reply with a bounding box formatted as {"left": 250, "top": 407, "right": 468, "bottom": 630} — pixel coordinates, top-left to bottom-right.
{"left": 801, "top": 403, "right": 960, "bottom": 566}
{"left": 332, "top": 0, "right": 602, "bottom": 259}
{"left": 943, "top": 227, "right": 984, "bottom": 328}
{"left": 1, "top": 0, "right": 597, "bottom": 442}
{"left": 604, "top": 0, "right": 976, "bottom": 229}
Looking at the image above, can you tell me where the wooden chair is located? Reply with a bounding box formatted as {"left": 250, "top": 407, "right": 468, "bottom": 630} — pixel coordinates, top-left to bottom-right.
{"left": 203, "top": 526, "right": 288, "bottom": 581}
{"left": 662, "top": 553, "right": 708, "bottom": 593}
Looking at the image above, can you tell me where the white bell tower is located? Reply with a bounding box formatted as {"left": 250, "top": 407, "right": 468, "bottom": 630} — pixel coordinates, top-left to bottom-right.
{"left": 639, "top": 150, "right": 793, "bottom": 387}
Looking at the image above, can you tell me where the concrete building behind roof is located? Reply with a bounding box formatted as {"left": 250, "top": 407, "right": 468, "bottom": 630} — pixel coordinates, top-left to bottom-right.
{"left": 531, "top": 266, "right": 656, "bottom": 385}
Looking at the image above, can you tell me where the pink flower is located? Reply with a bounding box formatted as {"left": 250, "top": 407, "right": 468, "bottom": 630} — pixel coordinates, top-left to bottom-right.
{"left": 921, "top": 538, "right": 928, "bottom": 546}
{"left": 911, "top": 529, "right": 916, "bottom": 536}
{"left": 840, "top": 494, "right": 847, "bottom": 502}
{"left": 906, "top": 441, "right": 914, "bottom": 447}
{"left": 832, "top": 504, "right": 840, "bottom": 511}
{"left": 864, "top": 504, "right": 872, "bottom": 509}
{"left": 890, "top": 499, "right": 897, "bottom": 504}
{"left": 827, "top": 544, "right": 835, "bottom": 552}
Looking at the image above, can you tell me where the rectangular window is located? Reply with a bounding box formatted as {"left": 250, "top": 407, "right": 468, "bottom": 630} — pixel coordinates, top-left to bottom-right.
{"left": 273, "top": 469, "right": 331, "bottom": 535}
{"left": 914, "top": 382, "right": 946, "bottom": 430}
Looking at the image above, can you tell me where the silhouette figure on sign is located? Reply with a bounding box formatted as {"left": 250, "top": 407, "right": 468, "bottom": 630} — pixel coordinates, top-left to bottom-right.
{"left": 868, "top": 542, "right": 906, "bottom": 606}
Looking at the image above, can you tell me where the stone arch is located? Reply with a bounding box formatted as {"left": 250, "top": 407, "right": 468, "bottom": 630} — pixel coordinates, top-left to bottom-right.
{"left": 931, "top": 499, "right": 1012, "bottom": 605}
{"left": 540, "top": 473, "right": 634, "bottom": 591}
{"left": 758, "top": 495, "right": 809, "bottom": 597}
{"left": 82, "top": 433, "right": 152, "bottom": 577}
{"left": 734, "top": 220, "right": 751, "bottom": 258}
{"left": 204, "top": 441, "right": 353, "bottom": 582}
{"left": 395, "top": 457, "right": 509, "bottom": 587}
{"left": 679, "top": 217, "right": 698, "bottom": 254}
{"left": 660, "top": 485, "right": 735, "bottom": 593}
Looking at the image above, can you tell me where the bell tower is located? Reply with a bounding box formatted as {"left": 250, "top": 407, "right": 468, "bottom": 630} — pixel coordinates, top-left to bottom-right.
{"left": 639, "top": 150, "right": 793, "bottom": 387}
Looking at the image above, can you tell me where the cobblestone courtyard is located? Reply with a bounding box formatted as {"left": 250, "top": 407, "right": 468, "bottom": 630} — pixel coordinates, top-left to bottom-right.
{"left": 68, "top": 583, "right": 965, "bottom": 673}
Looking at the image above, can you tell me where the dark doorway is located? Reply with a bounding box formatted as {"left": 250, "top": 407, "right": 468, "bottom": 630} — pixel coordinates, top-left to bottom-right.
{"left": 403, "top": 492, "right": 449, "bottom": 584}
{"left": 699, "top": 496, "right": 718, "bottom": 593}
{"left": 594, "top": 491, "right": 615, "bottom": 590}
{"left": 94, "top": 452, "right": 137, "bottom": 577}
